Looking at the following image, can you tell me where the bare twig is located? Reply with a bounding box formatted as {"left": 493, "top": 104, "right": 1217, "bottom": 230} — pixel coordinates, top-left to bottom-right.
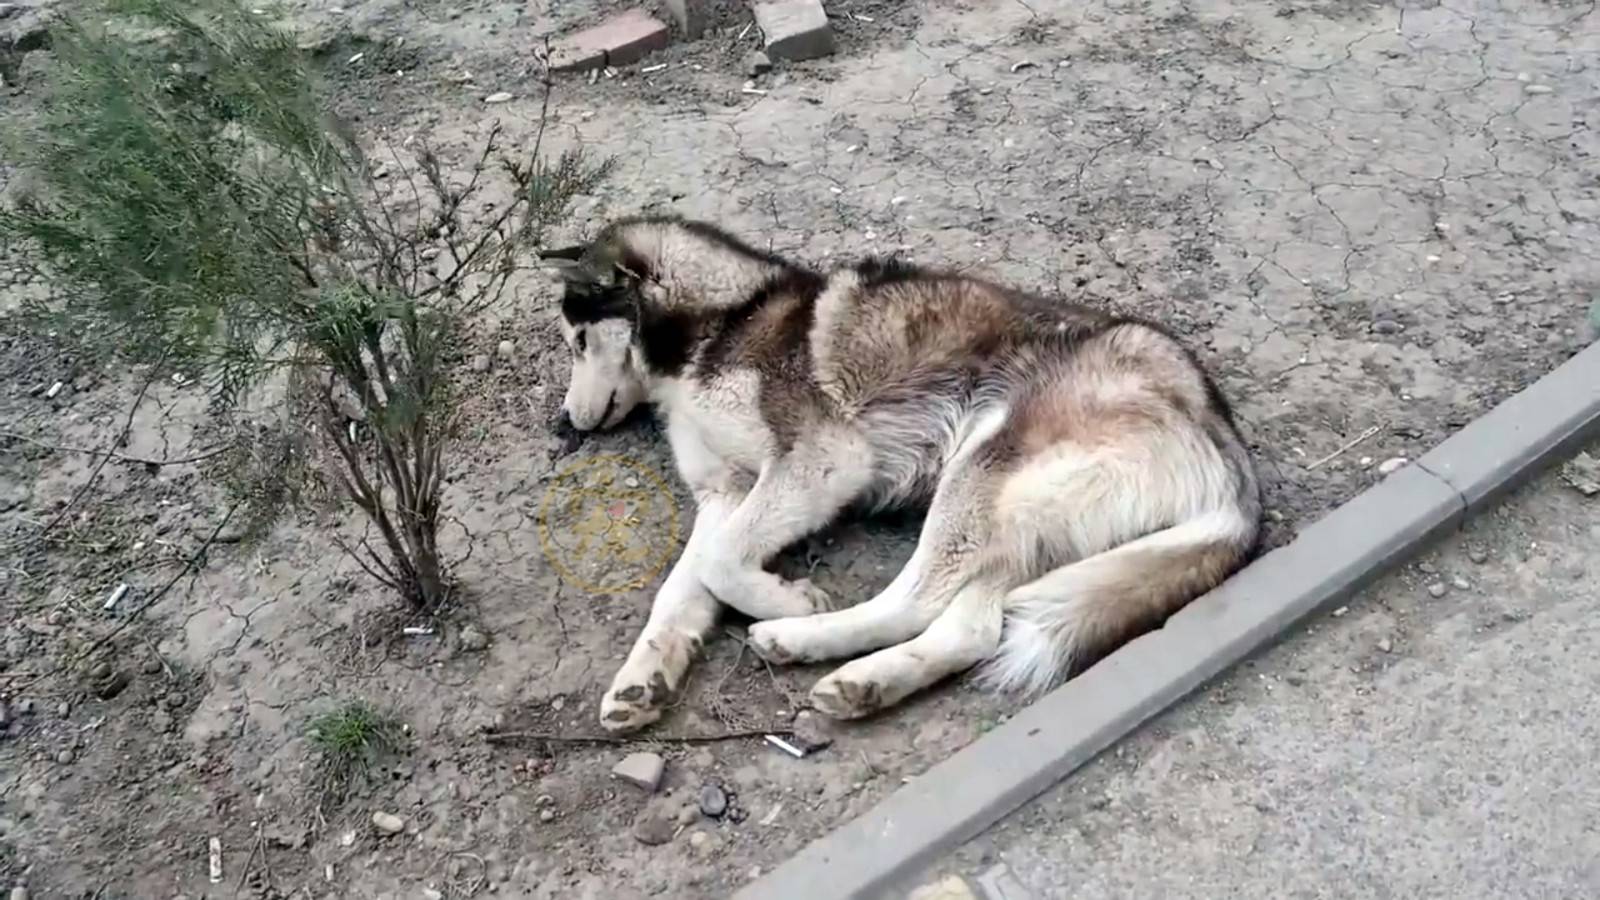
{"left": 74, "top": 504, "right": 241, "bottom": 664}
{"left": 27, "top": 347, "right": 173, "bottom": 545}
{"left": 0, "top": 430, "right": 228, "bottom": 467}
{"left": 1306, "top": 425, "right": 1382, "bottom": 471}
{"left": 483, "top": 727, "right": 794, "bottom": 746}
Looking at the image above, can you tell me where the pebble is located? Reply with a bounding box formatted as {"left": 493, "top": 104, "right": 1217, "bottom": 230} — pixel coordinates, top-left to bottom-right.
{"left": 1468, "top": 547, "right": 1489, "bottom": 564}
{"left": 539, "top": 809, "right": 555, "bottom": 823}
{"left": 45, "top": 610, "right": 64, "bottom": 626}
{"left": 1377, "top": 638, "right": 1393, "bottom": 653}
{"left": 459, "top": 626, "right": 490, "bottom": 652}
{"left": 790, "top": 710, "right": 834, "bottom": 753}
{"left": 1523, "top": 84, "right": 1553, "bottom": 94}
{"left": 11, "top": 888, "right": 29, "bottom": 900}
{"left": 151, "top": 710, "right": 174, "bottom": 734}
{"left": 1452, "top": 576, "right": 1471, "bottom": 591}
{"left": 484, "top": 91, "right": 514, "bottom": 103}
{"left": 698, "top": 783, "right": 728, "bottom": 818}
{"left": 1377, "top": 457, "right": 1407, "bottom": 475}
{"left": 371, "top": 811, "right": 406, "bottom": 834}
{"left": 496, "top": 339, "right": 516, "bottom": 361}
{"left": 745, "top": 50, "right": 772, "bottom": 76}
{"left": 688, "top": 830, "right": 713, "bottom": 853}
{"left": 89, "top": 661, "right": 112, "bottom": 680}
{"left": 631, "top": 807, "right": 677, "bottom": 845}
{"left": 1371, "top": 319, "right": 1403, "bottom": 335}
{"left": 1427, "top": 582, "right": 1448, "bottom": 598}
{"left": 612, "top": 752, "right": 665, "bottom": 793}
{"left": 56, "top": 702, "right": 69, "bottom": 718}
{"left": 141, "top": 657, "right": 163, "bottom": 675}
{"left": 56, "top": 749, "right": 74, "bottom": 765}
{"left": 470, "top": 353, "right": 492, "bottom": 373}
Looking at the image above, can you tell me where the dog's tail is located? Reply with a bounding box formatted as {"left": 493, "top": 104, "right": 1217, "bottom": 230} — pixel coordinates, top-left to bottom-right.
{"left": 980, "top": 508, "right": 1256, "bottom": 697}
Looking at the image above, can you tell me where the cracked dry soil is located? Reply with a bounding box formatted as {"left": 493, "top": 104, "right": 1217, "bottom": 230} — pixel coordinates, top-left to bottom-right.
{"left": 0, "top": 0, "right": 1596, "bottom": 897}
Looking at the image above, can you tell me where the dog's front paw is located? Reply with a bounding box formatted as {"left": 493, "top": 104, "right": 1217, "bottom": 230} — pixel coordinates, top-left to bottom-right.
{"left": 810, "top": 673, "right": 885, "bottom": 720}
{"left": 598, "top": 671, "right": 674, "bottom": 733}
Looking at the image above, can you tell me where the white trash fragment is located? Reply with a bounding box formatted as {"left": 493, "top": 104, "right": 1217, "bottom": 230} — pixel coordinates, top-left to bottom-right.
{"left": 641, "top": 63, "right": 668, "bottom": 74}
{"left": 484, "top": 91, "right": 513, "bottom": 104}
{"left": 764, "top": 734, "right": 805, "bottom": 759}
{"left": 1010, "top": 60, "right": 1036, "bottom": 72}
{"left": 347, "top": 52, "right": 364, "bottom": 65}
{"left": 44, "top": 381, "right": 63, "bottom": 399}
{"left": 401, "top": 626, "right": 434, "bottom": 636}
{"left": 104, "top": 583, "right": 130, "bottom": 611}
{"left": 208, "top": 837, "right": 223, "bottom": 883}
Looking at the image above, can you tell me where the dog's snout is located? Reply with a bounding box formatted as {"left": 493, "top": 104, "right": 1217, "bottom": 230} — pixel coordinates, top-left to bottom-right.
{"left": 553, "top": 408, "right": 575, "bottom": 435}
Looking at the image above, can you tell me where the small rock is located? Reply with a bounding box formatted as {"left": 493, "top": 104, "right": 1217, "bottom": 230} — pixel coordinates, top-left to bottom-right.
{"left": 688, "top": 830, "right": 715, "bottom": 855}
{"left": 56, "top": 749, "right": 74, "bottom": 765}
{"left": 612, "top": 752, "right": 665, "bottom": 792}
{"left": 1377, "top": 457, "right": 1407, "bottom": 475}
{"left": 371, "top": 811, "right": 406, "bottom": 834}
{"left": 422, "top": 890, "right": 444, "bottom": 900}
{"left": 16, "top": 699, "right": 34, "bottom": 716}
{"left": 151, "top": 710, "right": 173, "bottom": 733}
{"left": 1468, "top": 547, "right": 1489, "bottom": 564}
{"left": 1523, "top": 84, "right": 1553, "bottom": 94}
{"left": 11, "top": 887, "right": 29, "bottom": 900}
{"left": 483, "top": 91, "right": 513, "bottom": 104}
{"left": 1331, "top": 606, "right": 1349, "bottom": 618}
{"left": 631, "top": 807, "right": 677, "bottom": 845}
{"left": 56, "top": 702, "right": 69, "bottom": 718}
{"left": 1377, "top": 638, "right": 1393, "bottom": 653}
{"left": 539, "top": 809, "right": 555, "bottom": 823}
{"left": 140, "top": 657, "right": 163, "bottom": 675}
{"left": 790, "top": 711, "right": 834, "bottom": 753}
{"left": 94, "top": 671, "right": 131, "bottom": 700}
{"left": 1427, "top": 582, "right": 1448, "bottom": 599}
{"left": 698, "top": 783, "right": 728, "bottom": 818}
{"left": 164, "top": 692, "right": 185, "bottom": 709}
{"left": 45, "top": 610, "right": 64, "bottom": 626}
{"left": 745, "top": 50, "right": 772, "bottom": 77}
{"left": 496, "top": 339, "right": 516, "bottom": 361}
{"left": 1451, "top": 576, "right": 1471, "bottom": 590}
{"left": 752, "top": 0, "right": 834, "bottom": 61}
{"left": 459, "top": 626, "right": 490, "bottom": 652}
{"left": 907, "top": 874, "right": 980, "bottom": 900}
{"left": 470, "top": 353, "right": 492, "bottom": 373}
{"left": 1371, "top": 319, "right": 1403, "bottom": 335}
{"left": 89, "top": 661, "right": 112, "bottom": 680}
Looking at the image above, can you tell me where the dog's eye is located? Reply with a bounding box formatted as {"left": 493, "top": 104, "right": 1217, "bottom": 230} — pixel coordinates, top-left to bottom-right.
{"left": 575, "top": 329, "right": 587, "bottom": 353}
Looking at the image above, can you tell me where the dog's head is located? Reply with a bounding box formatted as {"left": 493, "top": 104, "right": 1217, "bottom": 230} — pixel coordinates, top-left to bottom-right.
{"left": 539, "top": 236, "right": 653, "bottom": 432}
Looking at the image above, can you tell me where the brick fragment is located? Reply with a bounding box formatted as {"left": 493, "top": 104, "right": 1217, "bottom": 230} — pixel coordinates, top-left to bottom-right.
{"left": 751, "top": 0, "right": 834, "bottom": 61}
{"left": 549, "top": 9, "right": 670, "bottom": 73}
{"left": 662, "top": 0, "right": 710, "bottom": 38}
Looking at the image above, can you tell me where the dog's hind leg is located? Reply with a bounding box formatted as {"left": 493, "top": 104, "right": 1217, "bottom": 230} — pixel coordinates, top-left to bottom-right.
{"left": 746, "top": 410, "right": 1006, "bottom": 662}
{"left": 697, "top": 429, "right": 875, "bottom": 621}
{"left": 808, "top": 571, "right": 1010, "bottom": 720}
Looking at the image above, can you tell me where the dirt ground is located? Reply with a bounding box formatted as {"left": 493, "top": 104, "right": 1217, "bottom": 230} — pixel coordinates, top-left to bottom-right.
{"left": 1, "top": 0, "right": 1596, "bottom": 897}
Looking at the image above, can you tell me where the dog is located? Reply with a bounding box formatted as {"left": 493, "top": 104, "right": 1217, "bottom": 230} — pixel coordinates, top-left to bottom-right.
{"left": 540, "top": 216, "right": 1261, "bottom": 733}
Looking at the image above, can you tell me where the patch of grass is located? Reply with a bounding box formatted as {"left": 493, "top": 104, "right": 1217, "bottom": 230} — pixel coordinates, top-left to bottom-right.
{"left": 307, "top": 700, "right": 407, "bottom": 806}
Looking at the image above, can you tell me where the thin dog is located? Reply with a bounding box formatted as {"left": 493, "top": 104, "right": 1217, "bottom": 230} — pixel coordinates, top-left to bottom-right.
{"left": 540, "top": 216, "right": 1261, "bottom": 732}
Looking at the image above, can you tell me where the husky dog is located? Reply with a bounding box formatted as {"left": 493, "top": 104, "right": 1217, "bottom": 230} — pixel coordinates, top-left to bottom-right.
{"left": 540, "top": 217, "right": 1260, "bottom": 732}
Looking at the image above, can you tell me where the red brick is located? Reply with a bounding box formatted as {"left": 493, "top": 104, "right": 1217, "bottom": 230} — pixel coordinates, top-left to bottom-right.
{"left": 549, "top": 9, "right": 670, "bottom": 73}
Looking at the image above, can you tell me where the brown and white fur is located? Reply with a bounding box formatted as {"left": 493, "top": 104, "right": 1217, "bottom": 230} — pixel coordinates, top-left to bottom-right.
{"left": 542, "top": 216, "right": 1261, "bottom": 733}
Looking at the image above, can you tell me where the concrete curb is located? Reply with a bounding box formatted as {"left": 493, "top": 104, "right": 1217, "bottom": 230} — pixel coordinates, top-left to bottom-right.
{"left": 736, "top": 341, "right": 1600, "bottom": 900}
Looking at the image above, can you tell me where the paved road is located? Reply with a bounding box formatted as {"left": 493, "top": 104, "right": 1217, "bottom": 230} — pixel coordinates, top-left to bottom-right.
{"left": 902, "top": 459, "right": 1600, "bottom": 900}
